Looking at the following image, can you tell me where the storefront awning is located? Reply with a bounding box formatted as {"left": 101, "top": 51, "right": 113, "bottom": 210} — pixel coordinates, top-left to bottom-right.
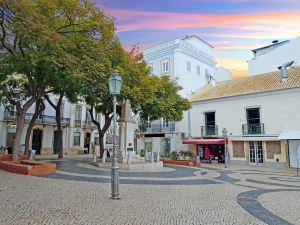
{"left": 278, "top": 130, "right": 300, "bottom": 140}
{"left": 182, "top": 138, "right": 227, "bottom": 145}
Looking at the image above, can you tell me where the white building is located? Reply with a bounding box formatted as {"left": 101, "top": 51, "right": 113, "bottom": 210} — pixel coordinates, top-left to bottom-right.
{"left": 0, "top": 95, "right": 113, "bottom": 156}
{"left": 248, "top": 37, "right": 300, "bottom": 76}
{"left": 139, "top": 35, "right": 232, "bottom": 156}
{"left": 184, "top": 67, "right": 300, "bottom": 168}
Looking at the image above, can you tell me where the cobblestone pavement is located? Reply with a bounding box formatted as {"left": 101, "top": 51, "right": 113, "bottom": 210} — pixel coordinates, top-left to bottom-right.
{"left": 0, "top": 159, "right": 300, "bottom": 225}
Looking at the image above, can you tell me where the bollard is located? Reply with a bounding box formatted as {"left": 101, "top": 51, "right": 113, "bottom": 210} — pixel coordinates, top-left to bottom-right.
{"left": 102, "top": 150, "right": 107, "bottom": 164}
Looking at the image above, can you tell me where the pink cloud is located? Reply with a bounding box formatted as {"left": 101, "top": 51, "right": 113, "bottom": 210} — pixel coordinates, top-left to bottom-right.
{"left": 105, "top": 8, "right": 300, "bottom": 40}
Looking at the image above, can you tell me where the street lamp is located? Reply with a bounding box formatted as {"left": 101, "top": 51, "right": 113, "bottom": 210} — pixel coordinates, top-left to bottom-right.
{"left": 222, "top": 128, "right": 228, "bottom": 168}
{"left": 108, "top": 70, "right": 123, "bottom": 200}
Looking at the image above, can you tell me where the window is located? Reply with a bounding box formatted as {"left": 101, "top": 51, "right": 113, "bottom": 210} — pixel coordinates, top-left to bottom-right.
{"left": 162, "top": 60, "right": 169, "bottom": 73}
{"left": 94, "top": 133, "right": 99, "bottom": 146}
{"left": 85, "top": 108, "right": 91, "bottom": 122}
{"left": 73, "top": 132, "right": 81, "bottom": 146}
{"left": 246, "top": 108, "right": 260, "bottom": 125}
{"left": 204, "top": 112, "right": 216, "bottom": 135}
{"left": 75, "top": 105, "right": 82, "bottom": 121}
{"left": 196, "top": 65, "right": 200, "bottom": 75}
{"left": 163, "top": 119, "right": 169, "bottom": 128}
{"left": 187, "top": 61, "right": 191, "bottom": 72}
{"left": 245, "top": 107, "right": 262, "bottom": 135}
{"left": 205, "top": 69, "right": 209, "bottom": 76}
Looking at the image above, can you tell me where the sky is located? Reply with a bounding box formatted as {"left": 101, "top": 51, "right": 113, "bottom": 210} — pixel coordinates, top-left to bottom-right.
{"left": 94, "top": 0, "right": 300, "bottom": 78}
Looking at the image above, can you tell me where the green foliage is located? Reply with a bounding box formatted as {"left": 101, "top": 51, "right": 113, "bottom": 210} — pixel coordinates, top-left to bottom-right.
{"left": 171, "top": 151, "right": 178, "bottom": 160}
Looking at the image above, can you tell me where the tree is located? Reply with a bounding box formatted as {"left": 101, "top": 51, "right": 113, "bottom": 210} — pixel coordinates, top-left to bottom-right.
{"left": 0, "top": 0, "right": 114, "bottom": 160}
{"left": 0, "top": 0, "right": 73, "bottom": 160}
{"left": 82, "top": 41, "right": 191, "bottom": 156}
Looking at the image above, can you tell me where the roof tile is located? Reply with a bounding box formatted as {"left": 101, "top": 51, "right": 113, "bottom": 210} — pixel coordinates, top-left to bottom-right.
{"left": 189, "top": 67, "right": 300, "bottom": 102}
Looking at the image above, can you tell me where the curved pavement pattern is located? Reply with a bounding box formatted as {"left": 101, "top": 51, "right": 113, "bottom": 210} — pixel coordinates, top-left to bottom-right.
{"left": 0, "top": 158, "right": 299, "bottom": 225}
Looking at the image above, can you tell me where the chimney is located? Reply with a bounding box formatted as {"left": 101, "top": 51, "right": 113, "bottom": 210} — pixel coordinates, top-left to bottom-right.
{"left": 278, "top": 61, "right": 294, "bottom": 82}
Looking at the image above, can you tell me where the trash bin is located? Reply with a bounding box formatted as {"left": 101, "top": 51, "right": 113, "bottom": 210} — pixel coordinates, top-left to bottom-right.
{"left": 28, "top": 149, "right": 36, "bottom": 161}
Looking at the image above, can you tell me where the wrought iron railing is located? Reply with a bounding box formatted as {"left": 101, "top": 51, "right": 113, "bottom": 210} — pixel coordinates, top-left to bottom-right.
{"left": 201, "top": 125, "right": 218, "bottom": 136}
{"left": 138, "top": 122, "right": 176, "bottom": 133}
{"left": 74, "top": 119, "right": 81, "bottom": 127}
{"left": 242, "top": 123, "right": 265, "bottom": 135}
{"left": 3, "top": 111, "right": 70, "bottom": 126}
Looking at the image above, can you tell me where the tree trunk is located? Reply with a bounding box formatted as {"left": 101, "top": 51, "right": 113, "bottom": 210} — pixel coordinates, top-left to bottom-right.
{"left": 56, "top": 107, "right": 64, "bottom": 159}
{"left": 89, "top": 105, "right": 112, "bottom": 158}
{"left": 45, "top": 94, "right": 64, "bottom": 158}
{"left": 25, "top": 100, "right": 45, "bottom": 155}
{"left": 99, "top": 133, "right": 105, "bottom": 157}
{"left": 12, "top": 109, "right": 26, "bottom": 161}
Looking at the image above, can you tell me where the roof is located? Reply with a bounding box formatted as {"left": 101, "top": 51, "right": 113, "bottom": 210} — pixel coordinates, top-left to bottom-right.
{"left": 251, "top": 40, "right": 289, "bottom": 53}
{"left": 182, "top": 35, "right": 214, "bottom": 48}
{"left": 189, "top": 67, "right": 300, "bottom": 102}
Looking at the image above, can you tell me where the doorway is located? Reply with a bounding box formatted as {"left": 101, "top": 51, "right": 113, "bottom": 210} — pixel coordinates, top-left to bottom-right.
{"left": 84, "top": 132, "right": 91, "bottom": 154}
{"left": 32, "top": 129, "right": 43, "bottom": 155}
{"left": 162, "top": 138, "right": 171, "bottom": 156}
{"left": 53, "top": 131, "right": 60, "bottom": 155}
{"left": 249, "top": 141, "right": 263, "bottom": 165}
{"left": 6, "top": 129, "right": 16, "bottom": 154}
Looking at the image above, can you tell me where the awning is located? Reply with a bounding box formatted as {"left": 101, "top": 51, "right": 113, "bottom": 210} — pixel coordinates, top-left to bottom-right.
{"left": 182, "top": 138, "right": 227, "bottom": 145}
{"left": 278, "top": 130, "right": 300, "bottom": 140}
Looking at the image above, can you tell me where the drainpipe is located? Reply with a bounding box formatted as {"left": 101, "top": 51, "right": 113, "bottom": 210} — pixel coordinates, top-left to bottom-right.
{"left": 278, "top": 61, "right": 294, "bottom": 83}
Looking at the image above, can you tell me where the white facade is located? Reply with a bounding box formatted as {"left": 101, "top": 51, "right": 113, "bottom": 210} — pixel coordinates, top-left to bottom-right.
{"left": 186, "top": 68, "right": 300, "bottom": 168}
{"left": 140, "top": 36, "right": 232, "bottom": 155}
{"left": 0, "top": 94, "right": 111, "bottom": 156}
{"left": 248, "top": 37, "right": 300, "bottom": 76}
{"left": 143, "top": 35, "right": 231, "bottom": 97}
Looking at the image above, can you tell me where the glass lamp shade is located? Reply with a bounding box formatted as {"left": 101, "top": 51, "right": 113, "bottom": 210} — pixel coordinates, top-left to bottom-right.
{"left": 108, "top": 71, "right": 123, "bottom": 95}
{"left": 222, "top": 128, "right": 228, "bottom": 137}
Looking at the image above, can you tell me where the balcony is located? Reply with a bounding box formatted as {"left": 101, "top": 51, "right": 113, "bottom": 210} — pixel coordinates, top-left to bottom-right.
{"left": 139, "top": 122, "right": 176, "bottom": 133}
{"left": 3, "top": 111, "right": 70, "bottom": 126}
{"left": 242, "top": 123, "right": 265, "bottom": 135}
{"left": 201, "top": 125, "right": 218, "bottom": 136}
{"left": 74, "top": 119, "right": 81, "bottom": 127}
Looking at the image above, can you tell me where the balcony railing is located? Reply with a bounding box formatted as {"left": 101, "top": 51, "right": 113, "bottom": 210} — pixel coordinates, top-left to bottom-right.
{"left": 3, "top": 111, "right": 70, "bottom": 126}
{"left": 74, "top": 119, "right": 81, "bottom": 127}
{"left": 139, "top": 122, "right": 176, "bottom": 133}
{"left": 242, "top": 123, "right": 265, "bottom": 135}
{"left": 201, "top": 125, "right": 218, "bottom": 136}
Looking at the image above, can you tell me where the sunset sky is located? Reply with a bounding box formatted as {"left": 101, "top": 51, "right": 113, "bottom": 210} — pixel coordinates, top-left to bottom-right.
{"left": 95, "top": 0, "right": 300, "bottom": 78}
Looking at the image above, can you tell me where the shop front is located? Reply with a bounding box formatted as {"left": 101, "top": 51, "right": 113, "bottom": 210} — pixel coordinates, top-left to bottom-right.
{"left": 182, "top": 138, "right": 227, "bottom": 163}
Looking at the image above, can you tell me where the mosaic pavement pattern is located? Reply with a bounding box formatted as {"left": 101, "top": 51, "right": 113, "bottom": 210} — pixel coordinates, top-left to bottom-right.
{"left": 0, "top": 159, "right": 300, "bottom": 225}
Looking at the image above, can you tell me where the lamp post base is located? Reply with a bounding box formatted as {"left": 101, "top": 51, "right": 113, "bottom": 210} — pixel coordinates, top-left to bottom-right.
{"left": 111, "top": 165, "right": 120, "bottom": 200}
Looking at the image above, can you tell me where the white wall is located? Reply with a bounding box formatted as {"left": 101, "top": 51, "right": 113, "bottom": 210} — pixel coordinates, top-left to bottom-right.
{"left": 190, "top": 88, "right": 300, "bottom": 137}
{"left": 174, "top": 50, "right": 213, "bottom": 97}
{"left": 214, "top": 67, "right": 232, "bottom": 82}
{"left": 248, "top": 37, "right": 300, "bottom": 76}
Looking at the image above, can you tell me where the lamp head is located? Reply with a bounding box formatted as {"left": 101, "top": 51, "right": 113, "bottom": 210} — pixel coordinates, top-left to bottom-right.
{"left": 108, "top": 70, "right": 123, "bottom": 95}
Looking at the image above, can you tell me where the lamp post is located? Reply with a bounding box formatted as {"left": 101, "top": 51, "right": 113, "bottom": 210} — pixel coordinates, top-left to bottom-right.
{"left": 222, "top": 128, "right": 228, "bottom": 168}
{"left": 108, "top": 70, "right": 123, "bottom": 199}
